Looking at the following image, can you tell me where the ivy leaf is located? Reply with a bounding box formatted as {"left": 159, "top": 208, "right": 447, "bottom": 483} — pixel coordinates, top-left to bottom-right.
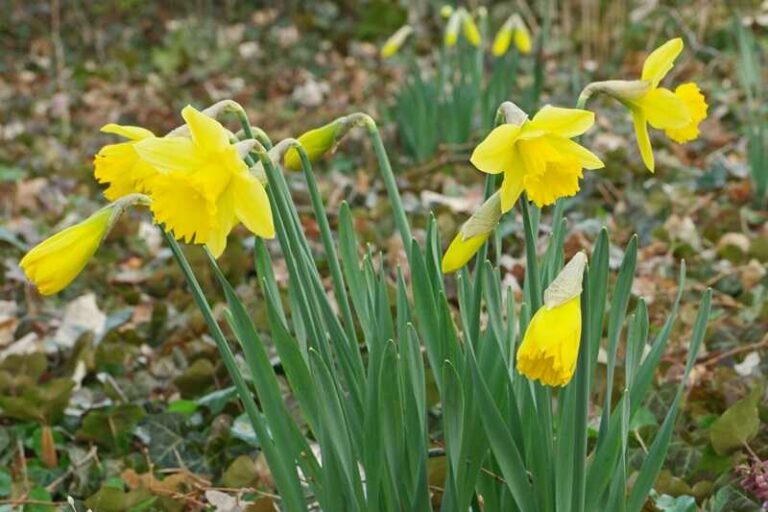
{"left": 709, "top": 384, "right": 763, "bottom": 455}
{"left": 76, "top": 404, "right": 145, "bottom": 453}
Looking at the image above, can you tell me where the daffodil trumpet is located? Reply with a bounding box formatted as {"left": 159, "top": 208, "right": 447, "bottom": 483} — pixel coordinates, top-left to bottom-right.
{"left": 577, "top": 38, "right": 708, "bottom": 172}
{"left": 516, "top": 251, "right": 588, "bottom": 387}
{"left": 471, "top": 102, "right": 604, "bottom": 212}
{"left": 442, "top": 192, "right": 502, "bottom": 274}
{"left": 19, "top": 194, "right": 150, "bottom": 295}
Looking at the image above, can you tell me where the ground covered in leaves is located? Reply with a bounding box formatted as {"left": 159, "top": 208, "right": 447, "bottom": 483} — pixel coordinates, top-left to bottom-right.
{"left": 0, "top": 2, "right": 767, "bottom": 511}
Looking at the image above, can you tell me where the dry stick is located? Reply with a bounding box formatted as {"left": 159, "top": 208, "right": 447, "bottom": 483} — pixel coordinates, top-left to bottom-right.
{"left": 696, "top": 335, "right": 768, "bottom": 367}
{"left": 44, "top": 446, "right": 99, "bottom": 493}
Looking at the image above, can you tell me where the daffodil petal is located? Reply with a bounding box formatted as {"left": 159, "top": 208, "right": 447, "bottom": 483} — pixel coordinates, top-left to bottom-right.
{"left": 641, "top": 37, "right": 683, "bottom": 88}
{"left": 528, "top": 105, "right": 595, "bottom": 138}
{"left": 232, "top": 172, "right": 275, "bottom": 239}
{"left": 181, "top": 105, "right": 231, "bottom": 153}
{"left": 100, "top": 124, "right": 155, "bottom": 141}
{"left": 500, "top": 166, "right": 525, "bottom": 213}
{"left": 641, "top": 88, "right": 690, "bottom": 130}
{"left": 134, "top": 137, "right": 199, "bottom": 173}
{"left": 206, "top": 186, "right": 236, "bottom": 258}
{"left": 544, "top": 137, "right": 605, "bottom": 170}
{"left": 470, "top": 124, "right": 522, "bottom": 174}
{"left": 632, "top": 111, "right": 654, "bottom": 173}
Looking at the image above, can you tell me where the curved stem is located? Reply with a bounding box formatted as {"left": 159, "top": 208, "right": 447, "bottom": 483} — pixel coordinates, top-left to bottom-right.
{"left": 348, "top": 113, "right": 413, "bottom": 256}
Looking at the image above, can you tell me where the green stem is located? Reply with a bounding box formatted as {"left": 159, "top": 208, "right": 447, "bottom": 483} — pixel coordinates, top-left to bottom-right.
{"left": 290, "top": 139, "right": 357, "bottom": 343}
{"left": 520, "top": 196, "right": 542, "bottom": 312}
{"left": 163, "top": 232, "right": 308, "bottom": 511}
{"left": 352, "top": 114, "right": 413, "bottom": 255}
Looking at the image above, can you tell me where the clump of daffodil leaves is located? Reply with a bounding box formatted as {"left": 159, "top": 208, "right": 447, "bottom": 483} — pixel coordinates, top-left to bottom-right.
{"left": 19, "top": 33, "right": 713, "bottom": 512}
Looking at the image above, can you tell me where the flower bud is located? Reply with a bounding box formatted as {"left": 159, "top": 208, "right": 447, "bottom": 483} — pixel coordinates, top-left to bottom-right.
{"left": 381, "top": 25, "right": 413, "bottom": 58}
{"left": 283, "top": 117, "right": 352, "bottom": 171}
{"left": 442, "top": 192, "right": 502, "bottom": 273}
{"left": 513, "top": 15, "right": 532, "bottom": 54}
{"left": 444, "top": 10, "right": 462, "bottom": 47}
{"left": 462, "top": 13, "right": 482, "bottom": 47}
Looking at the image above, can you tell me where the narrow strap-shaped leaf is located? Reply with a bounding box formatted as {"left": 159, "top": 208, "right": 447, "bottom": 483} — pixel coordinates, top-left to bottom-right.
{"left": 466, "top": 345, "right": 536, "bottom": 511}
{"left": 164, "top": 234, "right": 307, "bottom": 511}
{"left": 627, "top": 289, "right": 711, "bottom": 512}
{"left": 599, "top": 235, "right": 638, "bottom": 441}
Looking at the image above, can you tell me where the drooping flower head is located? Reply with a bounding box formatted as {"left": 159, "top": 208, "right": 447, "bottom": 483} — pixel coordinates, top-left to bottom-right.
{"left": 471, "top": 105, "right": 604, "bottom": 212}
{"left": 283, "top": 117, "right": 353, "bottom": 171}
{"left": 380, "top": 25, "right": 413, "bottom": 59}
{"left": 441, "top": 192, "right": 501, "bottom": 274}
{"left": 94, "top": 124, "right": 158, "bottom": 200}
{"left": 134, "top": 105, "right": 274, "bottom": 257}
{"left": 517, "top": 251, "right": 587, "bottom": 387}
{"left": 19, "top": 195, "right": 146, "bottom": 295}
{"left": 492, "top": 14, "right": 531, "bottom": 56}
{"left": 578, "top": 38, "right": 708, "bottom": 172}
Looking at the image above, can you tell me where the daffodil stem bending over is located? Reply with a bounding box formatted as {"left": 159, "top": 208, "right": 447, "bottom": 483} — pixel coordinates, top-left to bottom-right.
{"left": 349, "top": 113, "right": 413, "bottom": 256}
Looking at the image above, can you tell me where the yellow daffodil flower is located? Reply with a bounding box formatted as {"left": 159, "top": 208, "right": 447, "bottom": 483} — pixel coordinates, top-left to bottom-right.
{"left": 517, "top": 251, "right": 587, "bottom": 387}
{"left": 578, "top": 38, "right": 708, "bottom": 172}
{"left": 134, "top": 105, "right": 274, "bottom": 258}
{"left": 20, "top": 201, "right": 125, "bottom": 295}
{"left": 94, "top": 124, "right": 158, "bottom": 201}
{"left": 492, "top": 14, "right": 531, "bottom": 56}
{"left": 442, "top": 192, "right": 501, "bottom": 273}
{"left": 471, "top": 105, "right": 604, "bottom": 212}
{"left": 381, "top": 25, "right": 413, "bottom": 58}
{"left": 462, "top": 12, "right": 482, "bottom": 47}
{"left": 283, "top": 117, "right": 352, "bottom": 171}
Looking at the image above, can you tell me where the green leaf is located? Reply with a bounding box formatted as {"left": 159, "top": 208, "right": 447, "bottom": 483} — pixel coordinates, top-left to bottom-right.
{"left": 709, "top": 383, "right": 762, "bottom": 455}
{"left": 653, "top": 493, "right": 697, "bottom": 512}
{"left": 76, "top": 404, "right": 145, "bottom": 452}
{"left": 0, "top": 469, "right": 11, "bottom": 497}
{"left": 25, "top": 486, "right": 55, "bottom": 512}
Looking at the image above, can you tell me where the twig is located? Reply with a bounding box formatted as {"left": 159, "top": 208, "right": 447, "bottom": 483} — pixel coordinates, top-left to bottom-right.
{"left": 696, "top": 334, "right": 768, "bottom": 367}
{"left": 45, "top": 446, "right": 99, "bottom": 493}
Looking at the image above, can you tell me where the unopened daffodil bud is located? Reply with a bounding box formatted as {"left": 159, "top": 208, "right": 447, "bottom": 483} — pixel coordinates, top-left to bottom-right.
{"left": 516, "top": 251, "right": 588, "bottom": 387}
{"left": 512, "top": 15, "right": 532, "bottom": 54}
{"left": 493, "top": 14, "right": 532, "bottom": 56}
{"left": 283, "top": 117, "right": 353, "bottom": 172}
{"left": 381, "top": 25, "right": 413, "bottom": 58}
{"left": 442, "top": 192, "right": 502, "bottom": 274}
{"left": 462, "top": 12, "right": 482, "bottom": 47}
{"left": 444, "top": 9, "right": 462, "bottom": 47}
{"left": 19, "top": 195, "right": 147, "bottom": 295}
{"left": 440, "top": 5, "right": 454, "bottom": 18}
